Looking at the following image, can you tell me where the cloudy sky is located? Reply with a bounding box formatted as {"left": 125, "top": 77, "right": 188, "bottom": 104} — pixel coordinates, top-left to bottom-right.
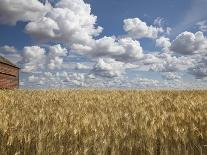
{"left": 0, "top": 0, "right": 207, "bottom": 89}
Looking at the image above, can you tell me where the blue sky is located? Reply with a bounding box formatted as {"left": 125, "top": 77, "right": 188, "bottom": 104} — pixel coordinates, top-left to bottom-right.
{"left": 0, "top": 0, "right": 207, "bottom": 88}
{"left": 87, "top": 0, "right": 183, "bottom": 33}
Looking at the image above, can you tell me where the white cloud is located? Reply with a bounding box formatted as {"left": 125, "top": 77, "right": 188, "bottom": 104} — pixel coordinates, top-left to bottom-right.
{"left": 72, "top": 37, "right": 143, "bottom": 62}
{"left": 90, "top": 58, "right": 126, "bottom": 78}
{"left": 117, "top": 37, "right": 143, "bottom": 61}
{"left": 22, "top": 46, "right": 46, "bottom": 63}
{"left": 0, "top": 45, "right": 17, "bottom": 53}
{"left": 141, "top": 54, "right": 162, "bottom": 66}
{"left": 47, "top": 57, "right": 63, "bottom": 70}
{"left": 149, "top": 53, "right": 195, "bottom": 72}
{"left": 196, "top": 20, "right": 207, "bottom": 32}
{"left": 26, "top": 71, "right": 87, "bottom": 88}
{"left": 21, "top": 68, "right": 207, "bottom": 89}
{"left": 123, "top": 18, "right": 163, "bottom": 39}
{"left": 21, "top": 46, "right": 46, "bottom": 72}
{"left": 134, "top": 78, "right": 160, "bottom": 87}
{"left": 70, "top": 73, "right": 88, "bottom": 87}
{"left": 21, "top": 44, "right": 68, "bottom": 72}
{"left": 156, "top": 37, "right": 171, "bottom": 52}
{"left": 28, "top": 74, "right": 46, "bottom": 86}
{"left": 48, "top": 44, "right": 68, "bottom": 58}
{"left": 75, "top": 63, "right": 90, "bottom": 70}
{"left": 0, "top": 45, "right": 22, "bottom": 64}
{"left": 67, "top": 73, "right": 86, "bottom": 86}
{"left": 154, "top": 17, "right": 164, "bottom": 27}
{"left": 47, "top": 44, "right": 68, "bottom": 70}
{"left": 188, "top": 56, "right": 207, "bottom": 79}
{"left": 161, "top": 72, "right": 181, "bottom": 81}
{"left": 171, "top": 31, "right": 207, "bottom": 55}
{"left": 25, "top": 0, "right": 103, "bottom": 45}
{"left": 189, "top": 64, "right": 207, "bottom": 79}
{"left": 0, "top": 0, "right": 51, "bottom": 25}
{"left": 25, "top": 17, "right": 59, "bottom": 41}
{"left": 166, "top": 27, "right": 172, "bottom": 35}
{"left": 26, "top": 71, "right": 71, "bottom": 87}
{"left": 28, "top": 75, "right": 39, "bottom": 83}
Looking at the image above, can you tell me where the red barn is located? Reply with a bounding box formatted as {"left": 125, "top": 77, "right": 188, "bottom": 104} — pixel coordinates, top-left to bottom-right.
{"left": 0, "top": 55, "right": 20, "bottom": 89}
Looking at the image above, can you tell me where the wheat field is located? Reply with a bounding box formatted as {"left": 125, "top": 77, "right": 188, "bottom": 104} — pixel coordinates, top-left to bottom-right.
{"left": 0, "top": 89, "right": 207, "bottom": 155}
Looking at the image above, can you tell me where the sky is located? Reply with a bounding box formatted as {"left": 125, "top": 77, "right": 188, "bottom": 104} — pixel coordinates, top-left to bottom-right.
{"left": 0, "top": 0, "right": 207, "bottom": 89}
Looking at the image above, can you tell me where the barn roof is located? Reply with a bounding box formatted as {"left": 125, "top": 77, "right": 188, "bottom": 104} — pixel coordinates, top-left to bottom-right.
{"left": 0, "top": 55, "right": 20, "bottom": 69}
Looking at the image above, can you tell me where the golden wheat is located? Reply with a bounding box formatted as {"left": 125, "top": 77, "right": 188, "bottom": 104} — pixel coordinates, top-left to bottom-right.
{"left": 0, "top": 89, "right": 206, "bottom": 155}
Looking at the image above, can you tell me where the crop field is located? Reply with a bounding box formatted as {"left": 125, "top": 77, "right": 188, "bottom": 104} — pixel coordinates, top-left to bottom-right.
{"left": 0, "top": 90, "right": 207, "bottom": 155}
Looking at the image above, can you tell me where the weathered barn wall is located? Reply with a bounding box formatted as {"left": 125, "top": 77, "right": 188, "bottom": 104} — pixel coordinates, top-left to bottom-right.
{"left": 0, "top": 62, "right": 19, "bottom": 89}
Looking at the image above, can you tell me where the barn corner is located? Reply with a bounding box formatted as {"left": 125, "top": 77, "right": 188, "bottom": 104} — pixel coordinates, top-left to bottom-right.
{"left": 0, "top": 55, "right": 20, "bottom": 89}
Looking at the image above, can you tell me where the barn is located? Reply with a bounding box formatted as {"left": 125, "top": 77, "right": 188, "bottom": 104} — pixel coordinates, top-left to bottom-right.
{"left": 0, "top": 55, "right": 20, "bottom": 89}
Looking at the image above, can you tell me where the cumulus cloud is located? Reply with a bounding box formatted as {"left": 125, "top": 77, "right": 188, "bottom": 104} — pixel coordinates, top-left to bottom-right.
{"left": 0, "top": 45, "right": 22, "bottom": 64}
{"left": 47, "top": 57, "right": 63, "bottom": 70}
{"left": 25, "top": 17, "right": 59, "bottom": 41}
{"left": 21, "top": 44, "right": 68, "bottom": 72}
{"left": 149, "top": 53, "right": 194, "bottom": 72}
{"left": 171, "top": 31, "right": 207, "bottom": 55}
{"left": 25, "top": 0, "right": 103, "bottom": 45}
{"left": 156, "top": 37, "right": 171, "bottom": 52}
{"left": 134, "top": 54, "right": 160, "bottom": 72}
{"left": 26, "top": 71, "right": 82, "bottom": 88}
{"left": 47, "top": 44, "right": 68, "bottom": 70}
{"left": 21, "top": 70, "right": 207, "bottom": 89}
{"left": 90, "top": 58, "right": 126, "bottom": 78}
{"left": 21, "top": 46, "right": 46, "bottom": 72}
{"left": 43, "top": 71, "right": 87, "bottom": 87}
{"left": 189, "top": 64, "right": 207, "bottom": 79}
{"left": 0, "top": 0, "right": 51, "bottom": 25}
{"left": 0, "top": 0, "right": 103, "bottom": 47}
{"left": 22, "top": 46, "right": 46, "bottom": 62}
{"left": 123, "top": 18, "right": 163, "bottom": 39}
{"left": 72, "top": 37, "right": 143, "bottom": 62}
{"left": 188, "top": 56, "right": 207, "bottom": 79}
{"left": 66, "top": 73, "right": 86, "bottom": 86}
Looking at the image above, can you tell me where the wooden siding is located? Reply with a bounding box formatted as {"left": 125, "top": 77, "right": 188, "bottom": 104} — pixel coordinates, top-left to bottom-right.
{"left": 0, "top": 62, "right": 19, "bottom": 89}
